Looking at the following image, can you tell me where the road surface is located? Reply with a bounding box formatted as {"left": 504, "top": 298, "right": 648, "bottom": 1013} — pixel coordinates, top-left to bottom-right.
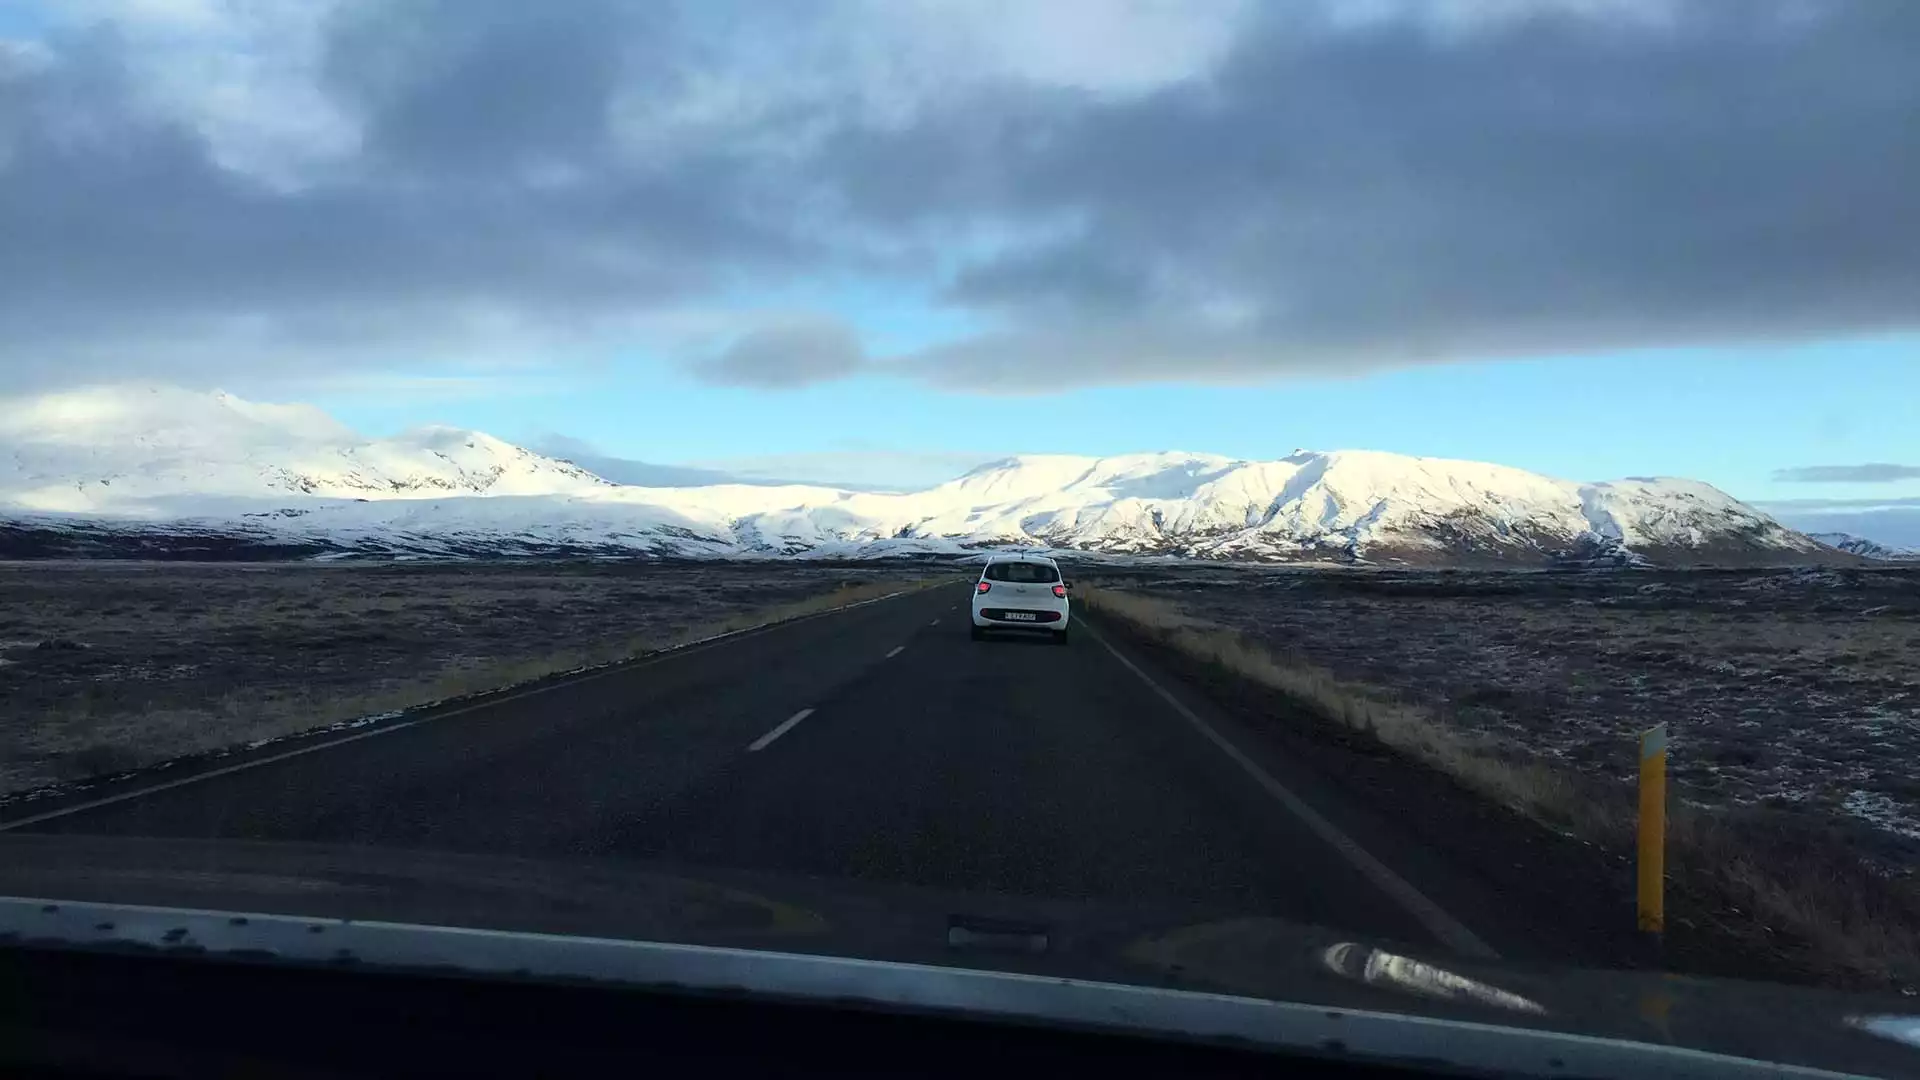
{"left": 2, "top": 583, "right": 1508, "bottom": 959}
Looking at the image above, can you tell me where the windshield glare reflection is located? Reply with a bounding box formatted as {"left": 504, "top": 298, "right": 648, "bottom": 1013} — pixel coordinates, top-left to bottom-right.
{"left": 1323, "top": 943, "right": 1547, "bottom": 1017}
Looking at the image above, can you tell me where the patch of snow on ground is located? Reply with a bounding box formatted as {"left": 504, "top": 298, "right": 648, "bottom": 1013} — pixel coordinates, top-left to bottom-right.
{"left": 1846, "top": 790, "right": 1920, "bottom": 842}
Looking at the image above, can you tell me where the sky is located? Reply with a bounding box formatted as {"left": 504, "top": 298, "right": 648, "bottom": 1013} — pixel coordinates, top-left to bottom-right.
{"left": 1, "top": 1, "right": 1917, "bottom": 536}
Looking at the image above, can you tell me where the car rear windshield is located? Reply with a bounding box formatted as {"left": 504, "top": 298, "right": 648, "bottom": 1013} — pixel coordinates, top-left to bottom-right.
{"left": 984, "top": 561, "right": 1060, "bottom": 583}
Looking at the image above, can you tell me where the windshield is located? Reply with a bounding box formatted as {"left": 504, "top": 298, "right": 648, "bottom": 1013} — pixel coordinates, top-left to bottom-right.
{"left": 2, "top": 2, "right": 1918, "bottom": 1077}
{"left": 984, "top": 562, "right": 1060, "bottom": 583}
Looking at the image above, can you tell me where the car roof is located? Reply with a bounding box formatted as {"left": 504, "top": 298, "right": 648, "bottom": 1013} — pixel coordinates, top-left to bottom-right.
{"left": 985, "top": 553, "right": 1056, "bottom": 564}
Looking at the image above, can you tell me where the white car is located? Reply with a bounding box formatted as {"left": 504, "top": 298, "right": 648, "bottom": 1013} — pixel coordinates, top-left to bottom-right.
{"left": 970, "top": 555, "right": 1071, "bottom": 644}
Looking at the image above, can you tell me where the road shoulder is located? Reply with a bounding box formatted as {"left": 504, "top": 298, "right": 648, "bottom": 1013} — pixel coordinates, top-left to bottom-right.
{"left": 1076, "top": 608, "right": 1652, "bottom": 973}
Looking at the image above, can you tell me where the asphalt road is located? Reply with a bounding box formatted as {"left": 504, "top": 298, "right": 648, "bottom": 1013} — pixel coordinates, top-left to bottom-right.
{"left": 3, "top": 584, "right": 1493, "bottom": 957}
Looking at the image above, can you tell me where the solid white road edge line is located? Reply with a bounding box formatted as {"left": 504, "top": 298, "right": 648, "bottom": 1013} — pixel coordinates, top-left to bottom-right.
{"left": 885, "top": 646, "right": 905, "bottom": 659}
{"left": 1082, "top": 623, "right": 1499, "bottom": 961}
{"left": 0, "top": 586, "right": 935, "bottom": 832}
{"left": 748, "top": 708, "right": 816, "bottom": 752}
{"left": 0, "top": 716, "right": 443, "bottom": 833}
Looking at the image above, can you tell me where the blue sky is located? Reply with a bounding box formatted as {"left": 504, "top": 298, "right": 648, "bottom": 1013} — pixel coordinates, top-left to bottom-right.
{"left": 311, "top": 332, "right": 1920, "bottom": 503}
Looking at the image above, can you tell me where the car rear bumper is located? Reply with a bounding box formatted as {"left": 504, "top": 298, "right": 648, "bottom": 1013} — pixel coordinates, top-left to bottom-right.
{"left": 972, "top": 607, "right": 1070, "bottom": 629}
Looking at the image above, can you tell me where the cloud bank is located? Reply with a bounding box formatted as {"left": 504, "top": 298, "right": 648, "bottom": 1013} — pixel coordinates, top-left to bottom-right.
{"left": 1773, "top": 464, "right": 1920, "bottom": 484}
{"left": 3, "top": 0, "right": 1917, "bottom": 392}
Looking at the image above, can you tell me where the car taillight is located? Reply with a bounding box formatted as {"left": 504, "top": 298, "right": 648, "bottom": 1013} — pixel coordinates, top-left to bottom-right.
{"left": 1052, "top": 584, "right": 1066, "bottom": 598}
{"left": 976, "top": 581, "right": 991, "bottom": 593}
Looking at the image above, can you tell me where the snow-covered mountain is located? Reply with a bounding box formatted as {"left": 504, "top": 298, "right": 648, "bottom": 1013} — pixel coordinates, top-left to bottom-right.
{"left": 0, "top": 387, "right": 1836, "bottom": 565}
{"left": 1809, "top": 532, "right": 1920, "bottom": 561}
{"left": 893, "top": 451, "right": 1820, "bottom": 564}
{"left": 0, "top": 385, "right": 611, "bottom": 510}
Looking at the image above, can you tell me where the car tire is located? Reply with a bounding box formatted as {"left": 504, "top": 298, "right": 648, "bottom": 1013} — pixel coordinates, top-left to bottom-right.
{"left": 1052, "top": 628, "right": 1069, "bottom": 646}
{"left": 970, "top": 626, "right": 985, "bottom": 641}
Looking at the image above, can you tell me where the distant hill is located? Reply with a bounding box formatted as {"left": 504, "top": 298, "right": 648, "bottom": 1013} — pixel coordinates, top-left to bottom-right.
{"left": 1809, "top": 532, "right": 1920, "bottom": 561}
{"left": 0, "top": 386, "right": 1841, "bottom": 565}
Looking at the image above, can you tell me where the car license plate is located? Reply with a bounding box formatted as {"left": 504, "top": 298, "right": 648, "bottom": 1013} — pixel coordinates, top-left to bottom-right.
{"left": 1003, "top": 612, "right": 1037, "bottom": 621}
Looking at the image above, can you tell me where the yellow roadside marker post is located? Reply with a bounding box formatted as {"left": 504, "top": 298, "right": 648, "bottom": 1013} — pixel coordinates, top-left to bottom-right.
{"left": 1638, "top": 722, "right": 1668, "bottom": 948}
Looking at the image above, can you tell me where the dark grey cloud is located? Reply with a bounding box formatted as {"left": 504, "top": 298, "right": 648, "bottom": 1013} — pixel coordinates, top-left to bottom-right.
{"left": 4, "top": 1, "right": 1920, "bottom": 394}
{"left": 946, "top": 239, "right": 1155, "bottom": 314}
{"left": 325, "top": 1, "right": 646, "bottom": 175}
{"left": 1773, "top": 464, "right": 1920, "bottom": 483}
{"left": 691, "top": 320, "right": 870, "bottom": 389}
{"left": 0, "top": 0, "right": 811, "bottom": 390}
{"left": 831, "top": 2, "right": 1920, "bottom": 388}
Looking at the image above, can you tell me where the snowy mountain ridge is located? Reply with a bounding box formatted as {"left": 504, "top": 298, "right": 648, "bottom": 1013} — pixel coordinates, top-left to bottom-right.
{"left": 1809, "top": 532, "right": 1920, "bottom": 561}
{"left": 1, "top": 385, "right": 611, "bottom": 509}
{"left": 1, "top": 386, "right": 1832, "bottom": 564}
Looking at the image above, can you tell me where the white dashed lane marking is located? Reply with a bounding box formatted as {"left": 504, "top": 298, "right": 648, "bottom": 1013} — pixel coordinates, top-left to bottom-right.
{"left": 885, "top": 646, "right": 905, "bottom": 659}
{"left": 748, "top": 708, "right": 816, "bottom": 752}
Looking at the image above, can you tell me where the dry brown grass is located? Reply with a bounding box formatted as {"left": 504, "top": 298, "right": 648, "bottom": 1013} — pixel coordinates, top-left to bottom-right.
{"left": 400, "top": 577, "right": 939, "bottom": 704}
{"left": 1089, "top": 566, "right": 1920, "bottom": 840}
{"left": 2, "top": 571, "right": 945, "bottom": 795}
{"left": 1077, "top": 583, "right": 1920, "bottom": 988}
